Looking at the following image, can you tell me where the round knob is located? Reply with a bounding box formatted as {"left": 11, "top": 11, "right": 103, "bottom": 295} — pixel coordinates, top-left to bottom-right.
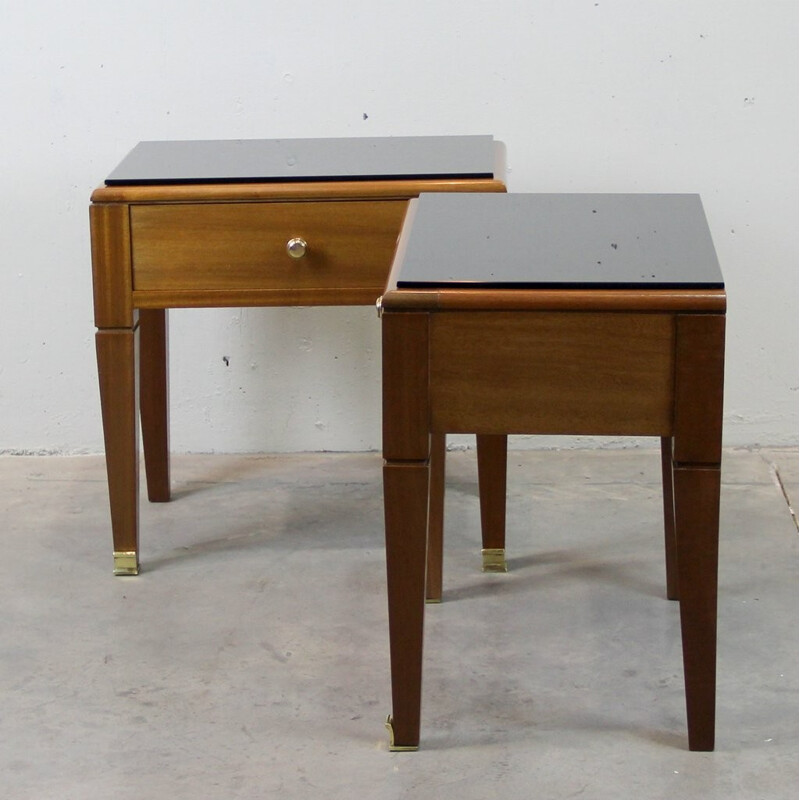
{"left": 286, "top": 237, "right": 307, "bottom": 259}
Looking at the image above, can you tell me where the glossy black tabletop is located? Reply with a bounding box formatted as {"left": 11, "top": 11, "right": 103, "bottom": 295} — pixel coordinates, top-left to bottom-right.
{"left": 395, "top": 193, "right": 724, "bottom": 290}
{"left": 105, "top": 136, "right": 497, "bottom": 186}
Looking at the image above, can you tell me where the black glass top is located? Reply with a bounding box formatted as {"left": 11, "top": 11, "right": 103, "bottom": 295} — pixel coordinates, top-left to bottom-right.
{"left": 104, "top": 136, "right": 497, "bottom": 186}
{"left": 395, "top": 193, "right": 724, "bottom": 290}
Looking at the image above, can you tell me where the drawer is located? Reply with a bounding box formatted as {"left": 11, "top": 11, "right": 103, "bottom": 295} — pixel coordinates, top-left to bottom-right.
{"left": 130, "top": 200, "right": 408, "bottom": 293}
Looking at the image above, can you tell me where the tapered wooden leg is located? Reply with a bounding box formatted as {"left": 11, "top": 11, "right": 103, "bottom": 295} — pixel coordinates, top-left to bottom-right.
{"left": 673, "top": 465, "right": 720, "bottom": 751}
{"left": 671, "top": 313, "right": 725, "bottom": 750}
{"left": 426, "top": 433, "right": 446, "bottom": 602}
{"left": 661, "top": 437, "right": 678, "bottom": 600}
{"left": 384, "top": 461, "right": 430, "bottom": 750}
{"left": 382, "top": 311, "right": 430, "bottom": 749}
{"left": 139, "top": 309, "right": 170, "bottom": 503}
{"left": 96, "top": 329, "right": 140, "bottom": 575}
{"left": 476, "top": 434, "right": 508, "bottom": 572}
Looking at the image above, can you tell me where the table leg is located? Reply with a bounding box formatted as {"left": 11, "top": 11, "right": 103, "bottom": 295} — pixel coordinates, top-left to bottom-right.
{"left": 672, "top": 313, "right": 725, "bottom": 750}
{"left": 382, "top": 311, "right": 431, "bottom": 750}
{"left": 673, "top": 464, "right": 720, "bottom": 751}
{"left": 139, "top": 309, "right": 171, "bottom": 503}
{"left": 384, "top": 460, "right": 429, "bottom": 750}
{"left": 661, "top": 436, "right": 679, "bottom": 600}
{"left": 96, "top": 328, "right": 140, "bottom": 576}
{"left": 477, "top": 434, "right": 508, "bottom": 572}
{"left": 426, "top": 433, "right": 446, "bottom": 603}
{"left": 426, "top": 433, "right": 508, "bottom": 600}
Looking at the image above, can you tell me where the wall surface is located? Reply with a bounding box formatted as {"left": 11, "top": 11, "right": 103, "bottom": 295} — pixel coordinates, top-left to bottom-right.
{"left": 1, "top": 0, "right": 796, "bottom": 453}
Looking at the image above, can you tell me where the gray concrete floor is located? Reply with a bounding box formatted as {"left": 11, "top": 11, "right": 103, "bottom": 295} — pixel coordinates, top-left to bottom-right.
{"left": 1, "top": 447, "right": 796, "bottom": 799}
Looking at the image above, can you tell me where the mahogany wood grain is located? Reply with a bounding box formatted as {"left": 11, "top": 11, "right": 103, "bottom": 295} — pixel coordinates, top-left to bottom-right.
{"left": 426, "top": 434, "right": 511, "bottom": 600}
{"left": 673, "top": 465, "right": 721, "bottom": 751}
{"left": 381, "top": 312, "right": 430, "bottom": 462}
{"left": 426, "top": 433, "right": 446, "bottom": 602}
{"left": 429, "top": 311, "right": 674, "bottom": 436}
{"left": 96, "top": 330, "right": 139, "bottom": 555}
{"left": 384, "top": 460, "right": 430, "bottom": 750}
{"left": 381, "top": 288, "right": 726, "bottom": 314}
{"left": 131, "top": 201, "right": 408, "bottom": 294}
{"left": 382, "top": 298, "right": 725, "bottom": 750}
{"left": 133, "top": 287, "right": 400, "bottom": 309}
{"left": 381, "top": 304, "right": 432, "bottom": 748}
{"left": 90, "top": 204, "right": 134, "bottom": 328}
{"left": 92, "top": 161, "right": 505, "bottom": 573}
{"left": 381, "top": 189, "right": 724, "bottom": 750}
{"left": 92, "top": 177, "right": 506, "bottom": 205}
{"left": 673, "top": 315, "right": 727, "bottom": 465}
{"left": 476, "top": 434, "right": 508, "bottom": 552}
{"left": 661, "top": 436, "right": 679, "bottom": 601}
{"left": 139, "top": 309, "right": 170, "bottom": 502}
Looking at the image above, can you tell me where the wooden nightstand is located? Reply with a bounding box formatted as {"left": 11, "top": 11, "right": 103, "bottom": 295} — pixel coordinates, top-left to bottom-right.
{"left": 90, "top": 136, "right": 506, "bottom": 576}
{"left": 381, "top": 192, "right": 725, "bottom": 751}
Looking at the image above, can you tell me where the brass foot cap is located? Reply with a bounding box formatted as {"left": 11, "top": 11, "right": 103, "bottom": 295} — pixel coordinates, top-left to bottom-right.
{"left": 425, "top": 597, "right": 442, "bottom": 605}
{"left": 385, "top": 716, "right": 419, "bottom": 752}
{"left": 113, "top": 551, "right": 140, "bottom": 576}
{"left": 481, "top": 548, "right": 508, "bottom": 573}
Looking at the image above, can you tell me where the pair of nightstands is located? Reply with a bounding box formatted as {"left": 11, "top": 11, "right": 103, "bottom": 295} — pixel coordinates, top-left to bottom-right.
{"left": 90, "top": 137, "right": 725, "bottom": 752}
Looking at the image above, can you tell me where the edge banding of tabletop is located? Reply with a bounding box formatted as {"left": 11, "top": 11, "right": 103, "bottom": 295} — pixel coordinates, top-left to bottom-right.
{"left": 379, "top": 288, "right": 727, "bottom": 313}
{"left": 90, "top": 178, "right": 507, "bottom": 204}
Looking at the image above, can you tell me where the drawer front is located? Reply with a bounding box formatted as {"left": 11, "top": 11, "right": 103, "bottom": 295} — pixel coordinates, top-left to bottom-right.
{"left": 131, "top": 200, "right": 408, "bottom": 292}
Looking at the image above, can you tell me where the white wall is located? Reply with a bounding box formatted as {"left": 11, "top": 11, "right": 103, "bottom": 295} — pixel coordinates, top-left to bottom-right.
{"left": 1, "top": 0, "right": 796, "bottom": 453}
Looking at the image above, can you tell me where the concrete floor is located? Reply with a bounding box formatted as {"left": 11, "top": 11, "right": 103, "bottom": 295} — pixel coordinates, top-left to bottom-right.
{"left": 1, "top": 447, "right": 796, "bottom": 799}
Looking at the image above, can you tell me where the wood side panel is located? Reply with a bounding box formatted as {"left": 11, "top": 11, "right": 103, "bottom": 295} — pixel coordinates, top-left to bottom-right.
{"left": 90, "top": 204, "right": 133, "bottom": 328}
{"left": 430, "top": 312, "right": 674, "bottom": 436}
{"left": 131, "top": 201, "right": 408, "bottom": 293}
{"left": 673, "top": 314, "right": 726, "bottom": 465}
{"left": 382, "top": 312, "right": 430, "bottom": 461}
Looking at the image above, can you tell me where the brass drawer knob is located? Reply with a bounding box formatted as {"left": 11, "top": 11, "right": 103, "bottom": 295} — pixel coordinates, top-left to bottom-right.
{"left": 286, "top": 237, "right": 308, "bottom": 259}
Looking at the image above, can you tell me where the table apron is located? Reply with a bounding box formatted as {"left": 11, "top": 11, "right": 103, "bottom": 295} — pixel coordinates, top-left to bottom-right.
{"left": 132, "top": 287, "right": 383, "bottom": 308}
{"left": 429, "top": 311, "right": 675, "bottom": 436}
